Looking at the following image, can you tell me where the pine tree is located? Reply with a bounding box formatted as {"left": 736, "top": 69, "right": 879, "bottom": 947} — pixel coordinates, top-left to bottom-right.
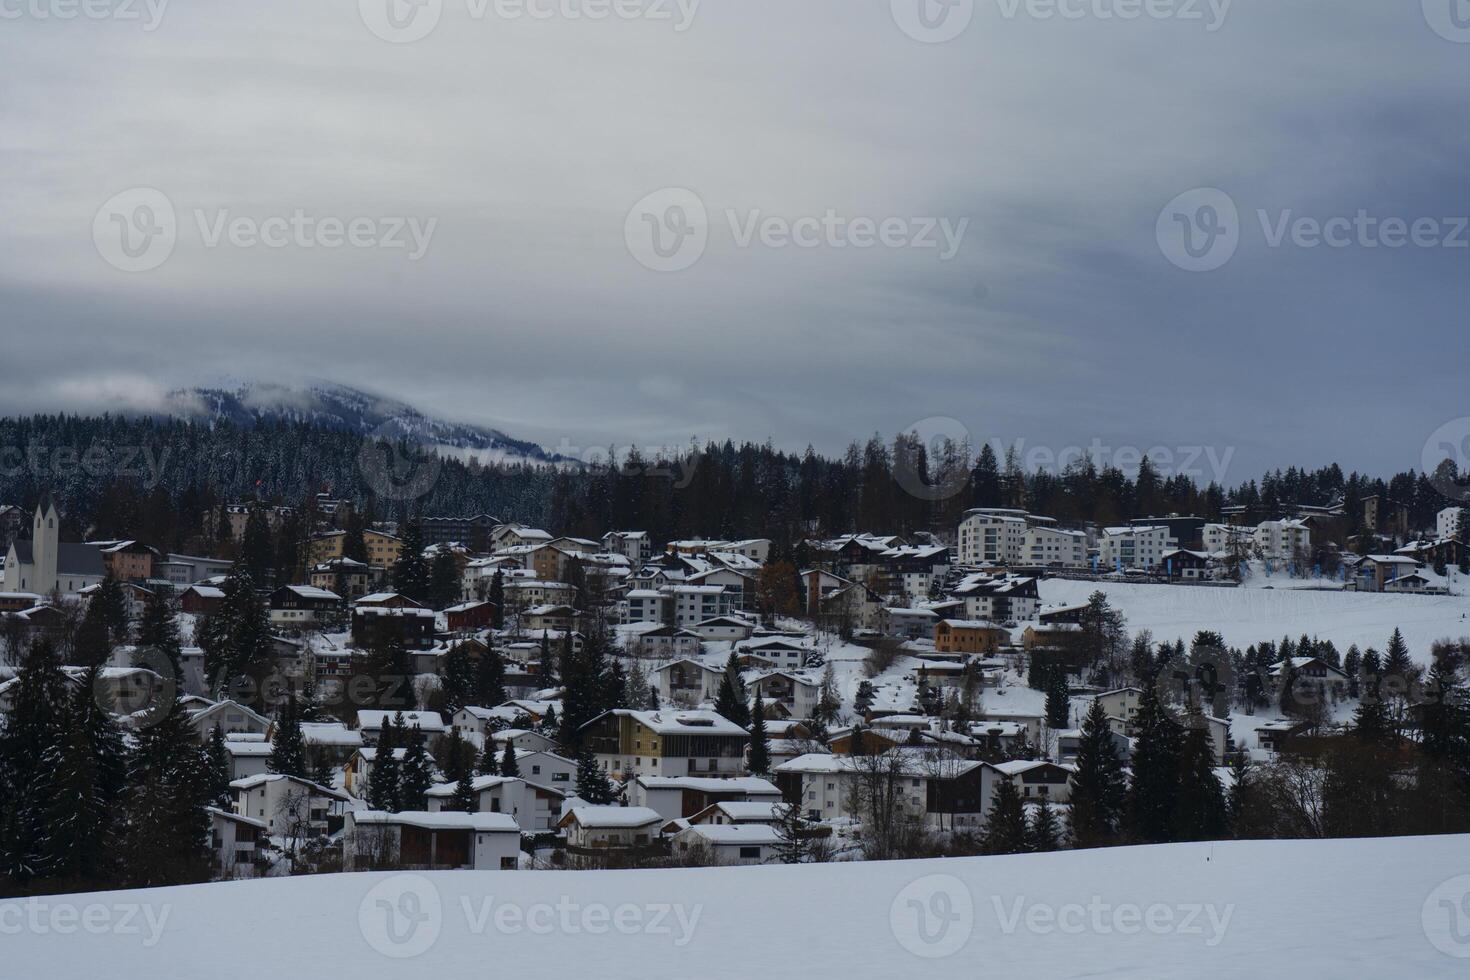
{"left": 398, "top": 727, "right": 435, "bottom": 811}
{"left": 366, "top": 717, "right": 402, "bottom": 812}
{"left": 772, "top": 801, "right": 813, "bottom": 864}
{"left": 1045, "top": 668, "right": 1070, "bottom": 729}
{"left": 428, "top": 547, "right": 461, "bottom": 610}
{"left": 1067, "top": 699, "right": 1126, "bottom": 847}
{"left": 475, "top": 642, "right": 507, "bottom": 707}
{"left": 205, "top": 723, "right": 232, "bottom": 806}
{"left": 239, "top": 506, "right": 274, "bottom": 582}
{"left": 854, "top": 680, "right": 876, "bottom": 717}
{"left": 488, "top": 570, "right": 505, "bottom": 628}
{"left": 1171, "top": 715, "right": 1228, "bottom": 841}
{"left": 444, "top": 729, "right": 478, "bottom": 813}
{"left": 574, "top": 742, "right": 615, "bottom": 804}
{"left": 121, "top": 698, "right": 213, "bottom": 887}
{"left": 500, "top": 740, "right": 521, "bottom": 778}
{"left": 268, "top": 694, "right": 308, "bottom": 778}
{"left": 0, "top": 638, "right": 71, "bottom": 883}
{"left": 748, "top": 693, "right": 771, "bottom": 775}
{"left": 714, "top": 653, "right": 750, "bottom": 726}
{"left": 136, "top": 586, "right": 184, "bottom": 683}
{"left": 1127, "top": 683, "right": 1183, "bottom": 844}
{"left": 199, "top": 569, "right": 273, "bottom": 696}
{"left": 391, "top": 518, "right": 430, "bottom": 603}
{"left": 1027, "top": 796, "right": 1062, "bottom": 852}
{"left": 477, "top": 737, "right": 501, "bottom": 776}
{"left": 441, "top": 642, "right": 476, "bottom": 715}
{"left": 983, "top": 777, "right": 1028, "bottom": 855}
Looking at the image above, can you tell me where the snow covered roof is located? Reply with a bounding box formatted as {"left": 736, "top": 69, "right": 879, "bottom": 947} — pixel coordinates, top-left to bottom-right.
{"left": 634, "top": 775, "right": 781, "bottom": 795}
{"left": 615, "top": 709, "right": 748, "bottom": 736}
{"left": 561, "top": 806, "right": 662, "bottom": 829}
{"left": 424, "top": 775, "right": 522, "bottom": 797}
{"left": 356, "top": 710, "right": 448, "bottom": 732}
{"left": 300, "top": 722, "right": 365, "bottom": 747}
{"left": 352, "top": 810, "right": 519, "bottom": 833}
{"left": 676, "top": 823, "right": 782, "bottom": 846}
{"left": 229, "top": 773, "right": 349, "bottom": 799}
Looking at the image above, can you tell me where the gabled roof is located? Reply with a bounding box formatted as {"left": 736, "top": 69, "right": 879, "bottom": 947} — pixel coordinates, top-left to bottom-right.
{"left": 558, "top": 805, "right": 662, "bottom": 830}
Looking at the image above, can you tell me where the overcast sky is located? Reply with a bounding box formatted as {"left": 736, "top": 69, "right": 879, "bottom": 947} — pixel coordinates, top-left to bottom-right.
{"left": 2, "top": 0, "right": 1467, "bottom": 487}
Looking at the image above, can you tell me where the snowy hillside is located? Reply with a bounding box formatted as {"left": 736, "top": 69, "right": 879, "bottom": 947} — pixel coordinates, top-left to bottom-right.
{"left": 162, "top": 379, "right": 563, "bottom": 464}
{"left": 7, "top": 836, "right": 1467, "bottom": 978}
{"left": 1039, "top": 579, "right": 1470, "bottom": 667}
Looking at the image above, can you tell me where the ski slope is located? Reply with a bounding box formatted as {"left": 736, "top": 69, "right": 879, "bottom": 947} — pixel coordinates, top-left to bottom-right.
{"left": 6, "top": 835, "right": 1467, "bottom": 979}
{"left": 1039, "top": 579, "right": 1470, "bottom": 665}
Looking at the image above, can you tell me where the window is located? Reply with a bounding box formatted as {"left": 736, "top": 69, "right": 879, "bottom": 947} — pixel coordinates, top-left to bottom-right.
{"left": 739, "top": 846, "right": 760, "bottom": 859}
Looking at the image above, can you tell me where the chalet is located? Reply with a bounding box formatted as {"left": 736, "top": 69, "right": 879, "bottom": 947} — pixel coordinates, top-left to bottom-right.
{"left": 986, "top": 760, "right": 1075, "bottom": 805}
{"left": 351, "top": 603, "right": 436, "bottom": 650}
{"left": 671, "top": 823, "right": 781, "bottom": 865}
{"left": 444, "top": 599, "right": 495, "bottom": 632}
{"left": 951, "top": 574, "right": 1040, "bottom": 624}
{"left": 1161, "top": 549, "right": 1215, "bottom": 581}
{"left": 690, "top": 615, "right": 755, "bottom": 642}
{"left": 934, "top": 619, "right": 1007, "bottom": 654}
{"left": 188, "top": 699, "right": 271, "bottom": 740}
{"left": 1255, "top": 718, "right": 1312, "bottom": 755}
{"left": 296, "top": 722, "right": 365, "bottom": 763}
{"left": 735, "top": 637, "right": 810, "bottom": 671}
{"left": 1090, "top": 688, "right": 1145, "bottom": 733}
{"left": 1269, "top": 657, "right": 1349, "bottom": 698}
{"left": 1057, "top": 727, "right": 1132, "bottom": 765}
{"left": 208, "top": 807, "right": 266, "bottom": 879}
{"left": 886, "top": 606, "right": 939, "bottom": 640}
{"left": 179, "top": 584, "right": 225, "bottom": 615}
{"left": 1353, "top": 555, "right": 1422, "bottom": 592}
{"left": 223, "top": 736, "right": 273, "bottom": 781}
{"left": 630, "top": 774, "right": 784, "bottom": 821}
{"left": 579, "top": 709, "right": 749, "bottom": 780}
{"left": 523, "top": 604, "right": 580, "bottom": 633}
{"left": 344, "top": 811, "right": 520, "bottom": 871}
{"left": 558, "top": 806, "right": 663, "bottom": 856}
{"left": 268, "top": 585, "right": 343, "bottom": 627}
{"left": 425, "top": 775, "right": 527, "bottom": 821}
{"left": 0, "top": 591, "right": 42, "bottom": 613}
{"left": 310, "top": 558, "right": 371, "bottom": 600}
{"left": 653, "top": 658, "right": 726, "bottom": 706}
{"left": 88, "top": 539, "right": 159, "bottom": 583}
{"left": 1038, "top": 603, "right": 1089, "bottom": 625}
{"left": 230, "top": 773, "right": 350, "bottom": 836}
{"left": 745, "top": 671, "right": 821, "bottom": 718}
{"left": 356, "top": 709, "right": 448, "bottom": 744}
{"left": 626, "top": 625, "right": 703, "bottom": 660}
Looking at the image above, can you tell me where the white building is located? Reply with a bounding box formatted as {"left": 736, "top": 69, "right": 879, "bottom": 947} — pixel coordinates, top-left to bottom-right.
{"left": 671, "top": 823, "right": 782, "bottom": 865}
{"left": 1022, "top": 525, "right": 1088, "bottom": 568}
{"left": 956, "top": 509, "right": 1030, "bottom": 565}
{"left": 2, "top": 499, "right": 105, "bottom": 595}
{"left": 1254, "top": 519, "right": 1310, "bottom": 562}
{"left": 344, "top": 810, "right": 520, "bottom": 871}
{"left": 230, "top": 773, "right": 350, "bottom": 836}
{"left": 1439, "top": 506, "right": 1466, "bottom": 541}
{"left": 1098, "top": 525, "right": 1176, "bottom": 571}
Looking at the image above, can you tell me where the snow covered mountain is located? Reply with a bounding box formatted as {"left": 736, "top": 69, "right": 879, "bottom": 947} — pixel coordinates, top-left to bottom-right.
{"left": 162, "top": 380, "right": 562, "bottom": 464}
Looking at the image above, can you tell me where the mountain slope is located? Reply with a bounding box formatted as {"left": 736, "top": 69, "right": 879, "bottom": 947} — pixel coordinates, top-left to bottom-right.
{"left": 165, "top": 380, "right": 560, "bottom": 464}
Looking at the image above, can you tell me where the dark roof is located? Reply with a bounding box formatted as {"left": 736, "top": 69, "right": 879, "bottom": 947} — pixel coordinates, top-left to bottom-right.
{"left": 10, "top": 540, "right": 105, "bottom": 577}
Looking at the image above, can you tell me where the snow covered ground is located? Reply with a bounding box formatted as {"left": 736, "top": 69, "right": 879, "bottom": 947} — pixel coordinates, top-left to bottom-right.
{"left": 6, "top": 835, "right": 1468, "bottom": 978}
{"left": 1039, "top": 578, "right": 1470, "bottom": 667}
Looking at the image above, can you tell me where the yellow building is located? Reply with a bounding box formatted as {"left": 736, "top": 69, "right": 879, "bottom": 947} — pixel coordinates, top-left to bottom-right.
{"left": 310, "top": 529, "right": 404, "bottom": 569}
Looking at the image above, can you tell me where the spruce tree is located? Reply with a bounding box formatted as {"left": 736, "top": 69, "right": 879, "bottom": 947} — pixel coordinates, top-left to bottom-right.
{"left": 391, "top": 518, "right": 430, "bottom": 603}
{"left": 574, "top": 742, "right": 615, "bottom": 804}
{"left": 475, "top": 643, "right": 507, "bottom": 707}
{"left": 445, "top": 729, "right": 478, "bottom": 813}
{"left": 1027, "top": 796, "right": 1062, "bottom": 852}
{"left": 500, "top": 740, "right": 521, "bottom": 778}
{"left": 748, "top": 693, "right": 771, "bottom": 775}
{"left": 1068, "top": 699, "right": 1126, "bottom": 847}
{"left": 477, "top": 737, "right": 501, "bottom": 776}
{"left": 1046, "top": 668, "right": 1070, "bottom": 729}
{"left": 366, "top": 719, "right": 402, "bottom": 812}
{"left": 714, "top": 653, "right": 749, "bottom": 726}
{"left": 206, "top": 723, "right": 233, "bottom": 806}
{"left": 428, "top": 547, "right": 461, "bottom": 610}
{"left": 239, "top": 506, "right": 274, "bottom": 583}
{"left": 136, "top": 586, "right": 183, "bottom": 683}
{"left": 268, "top": 695, "right": 308, "bottom": 778}
{"left": 488, "top": 570, "right": 505, "bottom": 628}
{"left": 1171, "top": 716, "right": 1228, "bottom": 841}
{"left": 121, "top": 698, "right": 213, "bottom": 887}
{"left": 398, "top": 727, "right": 435, "bottom": 811}
{"left": 1127, "top": 682, "right": 1183, "bottom": 844}
{"left": 983, "top": 777, "right": 1028, "bottom": 855}
{"left": 0, "top": 638, "right": 71, "bottom": 883}
{"left": 442, "top": 642, "right": 475, "bottom": 715}
{"left": 854, "top": 680, "right": 876, "bottom": 717}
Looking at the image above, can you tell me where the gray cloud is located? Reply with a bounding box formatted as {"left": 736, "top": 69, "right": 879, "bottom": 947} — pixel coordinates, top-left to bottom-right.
{"left": 1, "top": 0, "right": 1467, "bottom": 485}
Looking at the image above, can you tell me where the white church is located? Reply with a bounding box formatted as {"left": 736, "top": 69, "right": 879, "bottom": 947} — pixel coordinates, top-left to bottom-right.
{"left": 1, "top": 497, "right": 105, "bottom": 596}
